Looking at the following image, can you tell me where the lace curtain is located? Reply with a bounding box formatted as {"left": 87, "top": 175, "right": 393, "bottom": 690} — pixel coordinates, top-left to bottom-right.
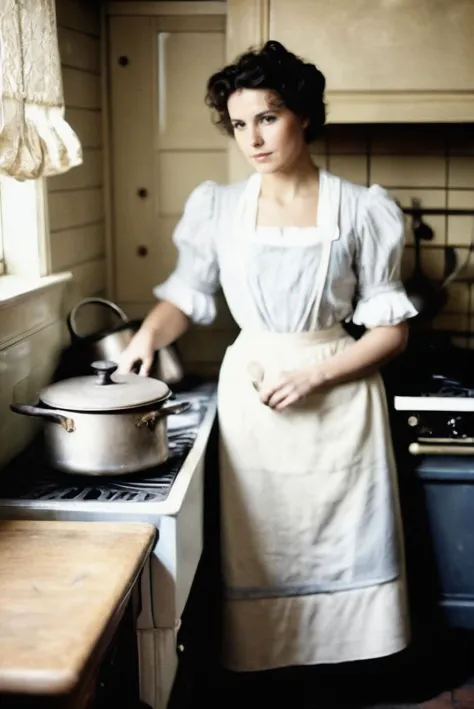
{"left": 0, "top": 0, "right": 82, "bottom": 179}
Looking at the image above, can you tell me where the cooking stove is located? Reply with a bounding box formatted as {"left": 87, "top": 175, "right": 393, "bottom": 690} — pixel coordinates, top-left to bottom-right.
{"left": 395, "top": 375, "right": 474, "bottom": 412}
{"left": 391, "top": 330, "right": 474, "bottom": 455}
{"left": 393, "top": 367, "right": 474, "bottom": 632}
{"left": 0, "top": 386, "right": 212, "bottom": 509}
{"left": 0, "top": 381, "right": 219, "bottom": 709}
{"left": 389, "top": 336, "right": 474, "bottom": 634}
{"left": 395, "top": 375, "right": 474, "bottom": 455}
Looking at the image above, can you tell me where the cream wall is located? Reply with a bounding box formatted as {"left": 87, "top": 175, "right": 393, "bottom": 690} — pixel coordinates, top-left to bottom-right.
{"left": 0, "top": 0, "right": 105, "bottom": 468}
{"left": 51, "top": 0, "right": 107, "bottom": 333}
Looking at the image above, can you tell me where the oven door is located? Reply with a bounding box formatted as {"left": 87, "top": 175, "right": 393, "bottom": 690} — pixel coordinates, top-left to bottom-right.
{"left": 414, "top": 455, "right": 474, "bottom": 629}
{"left": 394, "top": 400, "right": 474, "bottom": 456}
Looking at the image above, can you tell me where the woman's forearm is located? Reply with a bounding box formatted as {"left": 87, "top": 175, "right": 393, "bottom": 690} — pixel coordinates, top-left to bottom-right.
{"left": 140, "top": 300, "right": 191, "bottom": 349}
{"left": 256, "top": 322, "right": 409, "bottom": 411}
{"left": 318, "top": 322, "right": 409, "bottom": 386}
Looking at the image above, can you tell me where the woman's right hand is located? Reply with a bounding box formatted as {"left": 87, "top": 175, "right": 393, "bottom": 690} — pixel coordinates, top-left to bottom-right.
{"left": 117, "top": 300, "right": 190, "bottom": 376}
{"left": 117, "top": 327, "right": 156, "bottom": 376}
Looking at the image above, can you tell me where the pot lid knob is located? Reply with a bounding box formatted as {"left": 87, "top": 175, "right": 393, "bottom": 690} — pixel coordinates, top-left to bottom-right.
{"left": 91, "top": 360, "right": 118, "bottom": 386}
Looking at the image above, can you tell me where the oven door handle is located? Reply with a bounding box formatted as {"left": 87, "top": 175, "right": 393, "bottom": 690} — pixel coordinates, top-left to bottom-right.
{"left": 409, "top": 442, "right": 474, "bottom": 456}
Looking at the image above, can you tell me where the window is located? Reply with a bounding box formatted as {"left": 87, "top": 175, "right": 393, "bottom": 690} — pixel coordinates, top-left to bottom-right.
{"left": 0, "top": 180, "right": 4, "bottom": 275}
{"left": 0, "top": 171, "right": 69, "bottom": 346}
{"left": 0, "top": 175, "right": 50, "bottom": 279}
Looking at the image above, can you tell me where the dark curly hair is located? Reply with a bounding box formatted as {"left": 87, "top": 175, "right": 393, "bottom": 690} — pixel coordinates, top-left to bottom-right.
{"left": 205, "top": 40, "right": 326, "bottom": 144}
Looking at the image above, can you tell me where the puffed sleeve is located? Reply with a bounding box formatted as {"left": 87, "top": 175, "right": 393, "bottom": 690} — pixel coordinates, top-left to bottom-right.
{"left": 153, "top": 181, "right": 219, "bottom": 325}
{"left": 352, "top": 185, "right": 418, "bottom": 328}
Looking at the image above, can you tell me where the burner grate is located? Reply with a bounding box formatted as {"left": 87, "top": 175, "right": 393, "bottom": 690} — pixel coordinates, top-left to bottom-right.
{"left": 426, "top": 376, "right": 474, "bottom": 399}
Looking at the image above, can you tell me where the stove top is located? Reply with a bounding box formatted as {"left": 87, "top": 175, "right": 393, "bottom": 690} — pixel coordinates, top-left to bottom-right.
{"left": 427, "top": 376, "right": 474, "bottom": 399}
{"left": 395, "top": 375, "right": 474, "bottom": 412}
{"left": 0, "top": 386, "right": 214, "bottom": 505}
{"left": 389, "top": 329, "right": 474, "bottom": 410}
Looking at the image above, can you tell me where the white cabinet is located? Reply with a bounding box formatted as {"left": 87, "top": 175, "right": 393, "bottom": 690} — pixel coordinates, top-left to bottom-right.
{"left": 108, "top": 12, "right": 227, "bottom": 309}
{"left": 227, "top": 0, "right": 474, "bottom": 123}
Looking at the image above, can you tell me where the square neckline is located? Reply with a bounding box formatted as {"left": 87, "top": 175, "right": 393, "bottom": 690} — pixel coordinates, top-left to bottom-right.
{"left": 254, "top": 168, "right": 327, "bottom": 233}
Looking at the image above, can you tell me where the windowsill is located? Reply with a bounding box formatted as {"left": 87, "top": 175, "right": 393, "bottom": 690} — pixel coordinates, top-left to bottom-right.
{"left": 0, "top": 272, "right": 73, "bottom": 309}
{"left": 0, "top": 272, "right": 74, "bottom": 350}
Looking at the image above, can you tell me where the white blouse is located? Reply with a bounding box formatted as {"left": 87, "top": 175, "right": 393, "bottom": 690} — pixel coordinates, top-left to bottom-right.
{"left": 154, "top": 169, "right": 417, "bottom": 332}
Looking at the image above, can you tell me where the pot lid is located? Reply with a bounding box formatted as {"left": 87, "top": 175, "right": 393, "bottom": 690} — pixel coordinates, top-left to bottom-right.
{"left": 40, "top": 361, "right": 171, "bottom": 412}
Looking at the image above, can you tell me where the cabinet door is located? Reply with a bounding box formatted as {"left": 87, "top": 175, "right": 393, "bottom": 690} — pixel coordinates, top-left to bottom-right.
{"left": 268, "top": 0, "right": 474, "bottom": 122}
{"left": 108, "top": 15, "right": 227, "bottom": 308}
{"left": 270, "top": 0, "right": 474, "bottom": 91}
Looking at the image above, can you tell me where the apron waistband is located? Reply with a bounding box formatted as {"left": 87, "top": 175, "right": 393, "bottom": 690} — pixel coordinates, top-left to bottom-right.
{"left": 237, "top": 323, "right": 347, "bottom": 345}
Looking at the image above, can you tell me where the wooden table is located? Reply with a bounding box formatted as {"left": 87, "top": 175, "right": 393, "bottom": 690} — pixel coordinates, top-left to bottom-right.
{"left": 0, "top": 520, "right": 156, "bottom": 708}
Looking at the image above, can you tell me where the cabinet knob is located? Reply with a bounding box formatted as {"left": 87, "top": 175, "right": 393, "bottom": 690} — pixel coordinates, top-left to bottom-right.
{"left": 118, "top": 55, "right": 129, "bottom": 67}
{"left": 137, "top": 188, "right": 148, "bottom": 199}
{"left": 137, "top": 245, "right": 148, "bottom": 258}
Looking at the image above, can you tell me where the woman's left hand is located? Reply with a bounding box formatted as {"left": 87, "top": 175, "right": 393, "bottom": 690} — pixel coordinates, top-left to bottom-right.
{"left": 259, "top": 366, "right": 327, "bottom": 412}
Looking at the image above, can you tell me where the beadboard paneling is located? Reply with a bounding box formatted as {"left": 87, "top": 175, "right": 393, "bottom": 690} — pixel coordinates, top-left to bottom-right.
{"left": 48, "top": 149, "right": 103, "bottom": 192}
{"left": 48, "top": 188, "right": 104, "bottom": 232}
{"left": 62, "top": 67, "right": 101, "bottom": 110}
{"left": 55, "top": 0, "right": 100, "bottom": 37}
{"left": 50, "top": 222, "right": 105, "bottom": 272}
{"left": 65, "top": 108, "right": 102, "bottom": 149}
{"left": 68, "top": 258, "right": 107, "bottom": 298}
{"left": 58, "top": 26, "right": 100, "bottom": 73}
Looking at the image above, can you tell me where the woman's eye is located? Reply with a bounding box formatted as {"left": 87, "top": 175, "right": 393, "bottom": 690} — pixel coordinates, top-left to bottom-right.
{"left": 261, "top": 115, "right": 276, "bottom": 124}
{"left": 232, "top": 122, "right": 244, "bottom": 131}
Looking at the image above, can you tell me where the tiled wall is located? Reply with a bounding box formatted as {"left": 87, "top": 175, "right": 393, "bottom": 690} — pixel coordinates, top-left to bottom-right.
{"left": 0, "top": 0, "right": 105, "bottom": 469}
{"left": 314, "top": 124, "right": 474, "bottom": 335}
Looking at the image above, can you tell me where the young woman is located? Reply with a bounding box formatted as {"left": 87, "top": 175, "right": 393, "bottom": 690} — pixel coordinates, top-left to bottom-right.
{"left": 119, "top": 40, "right": 417, "bottom": 675}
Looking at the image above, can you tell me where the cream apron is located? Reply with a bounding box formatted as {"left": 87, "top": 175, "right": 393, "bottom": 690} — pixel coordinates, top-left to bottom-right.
{"left": 217, "top": 174, "right": 410, "bottom": 672}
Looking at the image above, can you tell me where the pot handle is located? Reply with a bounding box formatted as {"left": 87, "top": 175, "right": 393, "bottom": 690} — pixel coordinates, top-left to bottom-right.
{"left": 10, "top": 404, "right": 76, "bottom": 433}
{"left": 67, "top": 297, "right": 130, "bottom": 341}
{"left": 137, "top": 402, "right": 191, "bottom": 430}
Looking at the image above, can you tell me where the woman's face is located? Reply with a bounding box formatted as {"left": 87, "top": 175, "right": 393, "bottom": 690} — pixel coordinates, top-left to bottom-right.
{"left": 227, "top": 89, "right": 308, "bottom": 174}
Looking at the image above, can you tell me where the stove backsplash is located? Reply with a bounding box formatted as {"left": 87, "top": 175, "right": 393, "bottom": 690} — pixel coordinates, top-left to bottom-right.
{"left": 314, "top": 123, "right": 474, "bottom": 334}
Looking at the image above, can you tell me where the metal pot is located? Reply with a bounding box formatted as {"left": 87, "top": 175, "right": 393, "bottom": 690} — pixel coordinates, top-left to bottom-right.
{"left": 66, "top": 297, "right": 184, "bottom": 384}
{"left": 10, "top": 361, "right": 191, "bottom": 476}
